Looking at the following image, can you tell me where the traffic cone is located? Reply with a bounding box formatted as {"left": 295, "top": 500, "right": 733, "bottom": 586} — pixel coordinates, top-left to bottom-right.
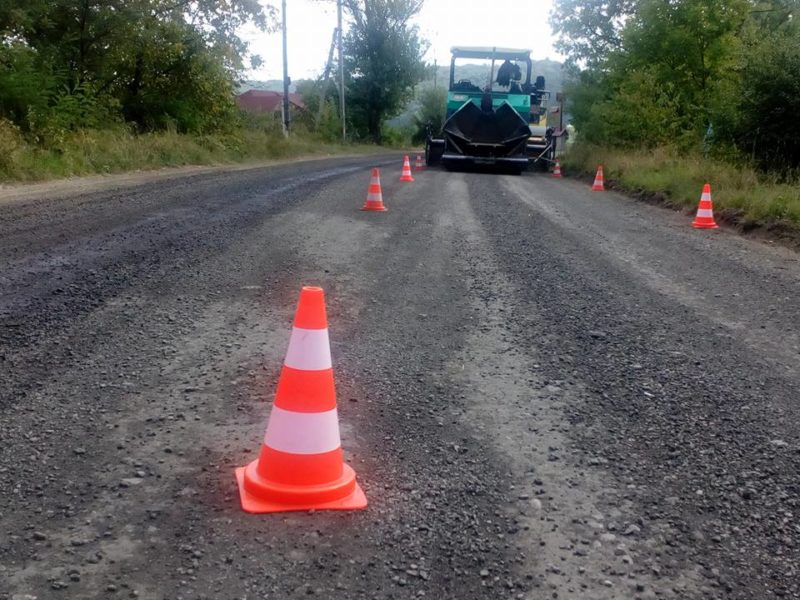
{"left": 415, "top": 155, "right": 425, "bottom": 171}
{"left": 235, "top": 287, "right": 367, "bottom": 514}
{"left": 552, "top": 159, "right": 563, "bottom": 178}
{"left": 692, "top": 183, "right": 719, "bottom": 229}
{"left": 592, "top": 165, "right": 605, "bottom": 191}
{"left": 361, "top": 168, "right": 388, "bottom": 212}
{"left": 400, "top": 155, "right": 415, "bottom": 182}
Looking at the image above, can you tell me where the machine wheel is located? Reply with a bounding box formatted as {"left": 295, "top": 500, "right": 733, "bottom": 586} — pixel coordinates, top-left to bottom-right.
{"left": 425, "top": 137, "right": 444, "bottom": 167}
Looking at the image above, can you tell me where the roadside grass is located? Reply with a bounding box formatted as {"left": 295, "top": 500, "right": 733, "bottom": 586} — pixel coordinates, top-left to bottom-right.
{"left": 561, "top": 144, "right": 800, "bottom": 229}
{"left": 0, "top": 123, "right": 376, "bottom": 183}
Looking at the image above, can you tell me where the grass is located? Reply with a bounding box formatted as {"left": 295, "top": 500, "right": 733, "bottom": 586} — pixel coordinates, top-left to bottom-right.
{"left": 0, "top": 122, "right": 377, "bottom": 183}
{"left": 561, "top": 144, "right": 800, "bottom": 229}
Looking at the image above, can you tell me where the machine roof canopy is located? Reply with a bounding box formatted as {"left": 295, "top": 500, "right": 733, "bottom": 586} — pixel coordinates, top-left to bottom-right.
{"left": 450, "top": 47, "right": 532, "bottom": 61}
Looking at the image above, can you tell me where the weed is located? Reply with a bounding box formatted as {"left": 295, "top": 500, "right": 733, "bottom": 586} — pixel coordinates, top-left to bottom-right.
{"left": 562, "top": 144, "right": 800, "bottom": 227}
{"left": 0, "top": 128, "right": 374, "bottom": 183}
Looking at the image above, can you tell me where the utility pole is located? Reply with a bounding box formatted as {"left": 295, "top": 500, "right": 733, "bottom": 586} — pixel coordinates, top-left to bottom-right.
{"left": 281, "top": 0, "right": 290, "bottom": 137}
{"left": 317, "top": 28, "right": 339, "bottom": 127}
{"left": 337, "top": 0, "right": 346, "bottom": 142}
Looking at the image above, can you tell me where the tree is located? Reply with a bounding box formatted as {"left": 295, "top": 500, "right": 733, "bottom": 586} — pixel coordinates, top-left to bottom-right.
{"left": 342, "top": 0, "right": 427, "bottom": 142}
{"left": 411, "top": 85, "right": 446, "bottom": 144}
{"left": 554, "top": 0, "right": 800, "bottom": 168}
{"left": 558, "top": 0, "right": 747, "bottom": 148}
{"left": 0, "top": 1, "right": 276, "bottom": 135}
{"left": 735, "top": 22, "right": 800, "bottom": 169}
{"left": 549, "top": 0, "right": 636, "bottom": 68}
{"left": 621, "top": 0, "right": 748, "bottom": 131}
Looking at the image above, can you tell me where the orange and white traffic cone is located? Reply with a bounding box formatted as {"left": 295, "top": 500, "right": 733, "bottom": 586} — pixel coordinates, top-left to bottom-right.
{"left": 692, "top": 183, "right": 719, "bottom": 229}
{"left": 235, "top": 286, "right": 367, "bottom": 514}
{"left": 415, "top": 155, "right": 425, "bottom": 171}
{"left": 552, "top": 159, "right": 563, "bottom": 178}
{"left": 592, "top": 165, "right": 605, "bottom": 191}
{"left": 400, "top": 155, "right": 415, "bottom": 182}
{"left": 361, "top": 168, "right": 388, "bottom": 212}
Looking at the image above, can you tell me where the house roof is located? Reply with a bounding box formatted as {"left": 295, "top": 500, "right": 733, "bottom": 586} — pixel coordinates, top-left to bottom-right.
{"left": 236, "top": 90, "right": 306, "bottom": 113}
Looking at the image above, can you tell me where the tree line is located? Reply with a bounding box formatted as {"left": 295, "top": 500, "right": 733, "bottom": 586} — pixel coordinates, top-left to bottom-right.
{"left": 0, "top": 1, "right": 274, "bottom": 141}
{"left": 0, "top": 0, "right": 429, "bottom": 146}
{"left": 551, "top": 0, "right": 800, "bottom": 170}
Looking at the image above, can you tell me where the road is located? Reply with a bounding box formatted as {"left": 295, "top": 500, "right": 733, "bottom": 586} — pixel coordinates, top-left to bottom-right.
{"left": 1, "top": 155, "right": 798, "bottom": 600}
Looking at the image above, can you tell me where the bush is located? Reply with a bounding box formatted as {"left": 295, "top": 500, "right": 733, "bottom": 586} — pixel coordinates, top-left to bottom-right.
{"left": 0, "top": 44, "right": 54, "bottom": 129}
{"left": 27, "top": 84, "right": 120, "bottom": 149}
{"left": 735, "top": 30, "right": 800, "bottom": 171}
{"left": 412, "top": 86, "right": 447, "bottom": 144}
{"left": 0, "top": 119, "right": 23, "bottom": 175}
{"left": 380, "top": 125, "right": 413, "bottom": 148}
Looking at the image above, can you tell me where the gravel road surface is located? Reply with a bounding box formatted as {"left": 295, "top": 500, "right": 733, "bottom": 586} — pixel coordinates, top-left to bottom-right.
{"left": 1, "top": 156, "right": 798, "bottom": 599}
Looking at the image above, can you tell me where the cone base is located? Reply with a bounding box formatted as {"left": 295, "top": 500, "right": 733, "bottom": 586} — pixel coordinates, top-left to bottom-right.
{"left": 400, "top": 177, "right": 414, "bottom": 182}
{"left": 235, "top": 461, "right": 367, "bottom": 514}
{"left": 553, "top": 173, "right": 562, "bottom": 178}
{"left": 361, "top": 205, "right": 388, "bottom": 212}
{"left": 592, "top": 186, "right": 604, "bottom": 191}
{"left": 692, "top": 221, "right": 719, "bottom": 229}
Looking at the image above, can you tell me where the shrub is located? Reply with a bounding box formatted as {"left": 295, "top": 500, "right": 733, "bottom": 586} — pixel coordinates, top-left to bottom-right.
{"left": 0, "top": 119, "right": 23, "bottom": 175}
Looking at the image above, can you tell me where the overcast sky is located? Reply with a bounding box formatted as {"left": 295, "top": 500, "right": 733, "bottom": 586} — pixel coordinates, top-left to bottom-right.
{"left": 242, "top": 0, "right": 562, "bottom": 81}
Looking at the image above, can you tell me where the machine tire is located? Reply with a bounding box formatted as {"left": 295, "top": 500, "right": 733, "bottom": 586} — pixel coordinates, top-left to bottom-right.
{"left": 425, "top": 137, "right": 444, "bottom": 167}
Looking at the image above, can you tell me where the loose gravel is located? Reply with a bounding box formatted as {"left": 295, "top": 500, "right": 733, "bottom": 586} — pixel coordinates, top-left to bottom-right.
{"left": 1, "top": 158, "right": 798, "bottom": 599}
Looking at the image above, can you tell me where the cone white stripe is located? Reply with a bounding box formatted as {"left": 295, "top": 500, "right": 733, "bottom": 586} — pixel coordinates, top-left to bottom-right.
{"left": 696, "top": 208, "right": 714, "bottom": 218}
{"left": 264, "top": 406, "right": 341, "bottom": 454}
{"left": 701, "top": 193, "right": 711, "bottom": 201}
{"left": 284, "top": 327, "right": 332, "bottom": 371}
{"left": 366, "top": 192, "right": 382, "bottom": 201}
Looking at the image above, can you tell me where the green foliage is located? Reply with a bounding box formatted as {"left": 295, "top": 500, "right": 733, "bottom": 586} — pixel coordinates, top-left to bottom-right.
{"left": 292, "top": 78, "right": 344, "bottom": 141}
{"left": 549, "top": 0, "right": 635, "bottom": 68}
{"left": 28, "top": 83, "right": 121, "bottom": 148}
{"left": 0, "top": 118, "right": 23, "bottom": 175}
{"left": 0, "top": 1, "right": 274, "bottom": 138}
{"left": 562, "top": 70, "right": 608, "bottom": 141}
{"left": 411, "top": 86, "right": 446, "bottom": 144}
{"left": 0, "top": 43, "right": 55, "bottom": 127}
{"left": 622, "top": 0, "right": 747, "bottom": 136}
{"left": 0, "top": 123, "right": 375, "bottom": 182}
{"left": 380, "top": 125, "right": 412, "bottom": 147}
{"left": 734, "top": 21, "right": 800, "bottom": 170}
{"left": 316, "top": 100, "right": 346, "bottom": 143}
{"left": 563, "top": 143, "right": 800, "bottom": 227}
{"left": 554, "top": 0, "right": 800, "bottom": 169}
{"left": 589, "top": 70, "right": 686, "bottom": 148}
{"left": 343, "top": 0, "right": 428, "bottom": 143}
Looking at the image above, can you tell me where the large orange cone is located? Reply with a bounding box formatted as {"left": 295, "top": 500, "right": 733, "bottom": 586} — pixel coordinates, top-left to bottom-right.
{"left": 552, "top": 159, "right": 563, "bottom": 178}
{"left": 361, "top": 168, "right": 388, "bottom": 212}
{"left": 400, "top": 155, "right": 415, "bottom": 182}
{"left": 415, "top": 155, "right": 425, "bottom": 171}
{"left": 692, "top": 183, "right": 719, "bottom": 229}
{"left": 235, "top": 287, "right": 367, "bottom": 513}
{"left": 592, "top": 165, "right": 605, "bottom": 191}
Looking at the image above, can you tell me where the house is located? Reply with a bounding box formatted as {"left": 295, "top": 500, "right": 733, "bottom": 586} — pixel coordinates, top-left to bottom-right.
{"left": 236, "top": 90, "right": 306, "bottom": 115}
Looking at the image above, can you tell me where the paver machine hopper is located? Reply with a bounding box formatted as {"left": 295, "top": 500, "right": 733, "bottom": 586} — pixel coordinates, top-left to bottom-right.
{"left": 426, "top": 47, "right": 554, "bottom": 173}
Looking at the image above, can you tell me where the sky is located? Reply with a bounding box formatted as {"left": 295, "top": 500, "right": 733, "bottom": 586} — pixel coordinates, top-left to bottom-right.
{"left": 242, "top": 0, "right": 562, "bottom": 82}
